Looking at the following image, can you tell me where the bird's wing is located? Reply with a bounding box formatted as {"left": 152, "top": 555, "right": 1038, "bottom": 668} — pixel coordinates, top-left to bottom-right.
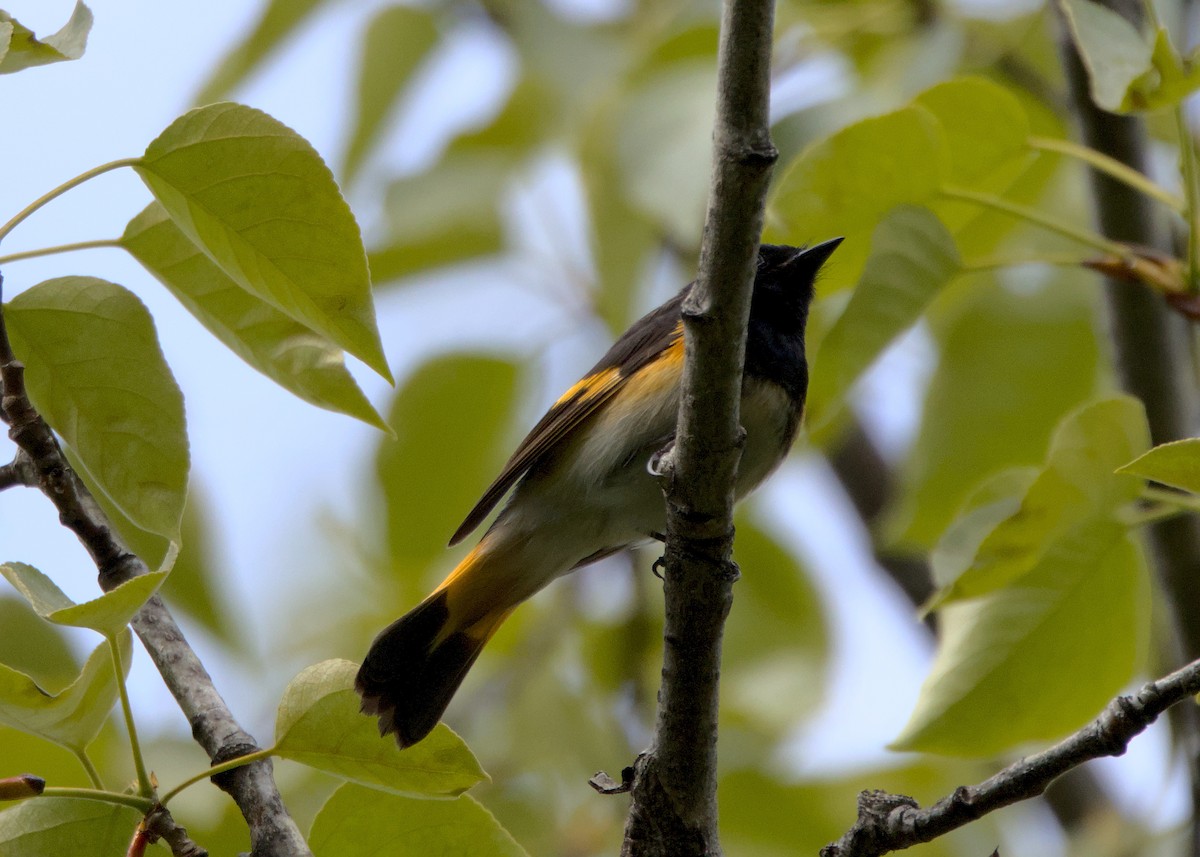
{"left": 448, "top": 290, "right": 688, "bottom": 545}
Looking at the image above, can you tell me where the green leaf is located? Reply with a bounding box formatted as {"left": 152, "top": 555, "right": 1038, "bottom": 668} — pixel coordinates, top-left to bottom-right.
{"left": 378, "top": 355, "right": 519, "bottom": 583}
{"left": 893, "top": 520, "right": 1149, "bottom": 756}
{"left": 767, "top": 106, "right": 946, "bottom": 290}
{"left": 1059, "top": 0, "right": 1153, "bottom": 112}
{"left": 887, "top": 276, "right": 1102, "bottom": 548}
{"left": 136, "top": 103, "right": 392, "bottom": 382}
{"left": 275, "top": 660, "right": 487, "bottom": 797}
{"left": 934, "top": 396, "right": 1149, "bottom": 605}
{"left": 5, "top": 277, "right": 189, "bottom": 540}
{"left": 0, "top": 2, "right": 91, "bottom": 74}
{"left": 913, "top": 77, "right": 1030, "bottom": 184}
{"left": 617, "top": 62, "right": 717, "bottom": 245}
{"left": 0, "top": 797, "right": 142, "bottom": 857}
{"left": 122, "top": 203, "right": 387, "bottom": 430}
{"left": 193, "top": 0, "right": 329, "bottom": 103}
{"left": 0, "top": 597, "right": 79, "bottom": 688}
{"left": 370, "top": 152, "right": 508, "bottom": 286}
{"left": 1, "top": 563, "right": 166, "bottom": 638}
{"left": 807, "top": 206, "right": 960, "bottom": 434}
{"left": 1127, "top": 29, "right": 1200, "bottom": 110}
{"left": 1118, "top": 438, "right": 1200, "bottom": 493}
{"left": 309, "top": 783, "right": 528, "bottom": 857}
{"left": 0, "top": 632, "right": 131, "bottom": 751}
{"left": 343, "top": 5, "right": 439, "bottom": 182}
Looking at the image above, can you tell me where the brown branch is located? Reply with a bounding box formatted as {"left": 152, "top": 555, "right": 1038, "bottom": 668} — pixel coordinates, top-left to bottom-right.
{"left": 1056, "top": 4, "right": 1200, "bottom": 854}
{"left": 0, "top": 271, "right": 311, "bottom": 857}
{"left": 620, "top": 0, "right": 779, "bottom": 854}
{"left": 822, "top": 656, "right": 1200, "bottom": 856}
{"left": 0, "top": 448, "right": 38, "bottom": 491}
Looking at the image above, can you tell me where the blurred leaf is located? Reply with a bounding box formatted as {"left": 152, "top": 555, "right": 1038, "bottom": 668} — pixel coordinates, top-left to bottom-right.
{"left": 617, "top": 62, "right": 716, "bottom": 244}
{"left": 0, "top": 632, "right": 131, "bottom": 752}
{"left": 888, "top": 277, "right": 1101, "bottom": 549}
{"left": 370, "top": 153, "right": 508, "bottom": 285}
{"left": 723, "top": 515, "right": 827, "bottom": 735}
{"left": 893, "top": 520, "right": 1149, "bottom": 756}
{"left": 912, "top": 76, "right": 1030, "bottom": 184}
{"left": 1, "top": 563, "right": 166, "bottom": 638}
{"left": 808, "top": 206, "right": 959, "bottom": 435}
{"left": 343, "top": 5, "right": 439, "bottom": 182}
{"left": 0, "top": 597, "right": 79, "bottom": 688}
{"left": 934, "top": 397, "right": 1149, "bottom": 605}
{"left": 454, "top": 76, "right": 556, "bottom": 154}
{"left": 1128, "top": 29, "right": 1200, "bottom": 110}
{"left": 309, "top": 783, "right": 528, "bottom": 856}
{"left": 929, "top": 467, "right": 1038, "bottom": 590}
{"left": 377, "top": 355, "right": 519, "bottom": 583}
{"left": 0, "top": 2, "right": 91, "bottom": 74}
{"left": 122, "top": 203, "right": 386, "bottom": 430}
{"left": 5, "top": 278, "right": 188, "bottom": 541}
{"left": 1119, "top": 438, "right": 1200, "bottom": 493}
{"left": 0, "top": 797, "right": 143, "bottom": 857}
{"left": 721, "top": 764, "right": 998, "bottom": 857}
{"left": 193, "top": 0, "right": 329, "bottom": 103}
{"left": 767, "top": 105, "right": 945, "bottom": 290}
{"left": 137, "top": 103, "right": 392, "bottom": 382}
{"left": 275, "top": 659, "right": 486, "bottom": 796}
{"left": 1060, "top": 0, "right": 1153, "bottom": 111}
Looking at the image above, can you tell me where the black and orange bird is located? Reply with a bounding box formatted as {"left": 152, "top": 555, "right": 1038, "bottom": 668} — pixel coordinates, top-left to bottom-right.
{"left": 356, "top": 239, "right": 842, "bottom": 747}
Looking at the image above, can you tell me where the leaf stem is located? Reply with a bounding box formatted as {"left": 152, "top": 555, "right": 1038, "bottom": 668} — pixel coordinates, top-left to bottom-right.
{"left": 1174, "top": 106, "right": 1200, "bottom": 294}
{"left": 159, "top": 747, "right": 275, "bottom": 806}
{"left": 40, "top": 787, "right": 155, "bottom": 811}
{"left": 0, "top": 238, "right": 122, "bottom": 266}
{"left": 72, "top": 747, "right": 105, "bottom": 790}
{"left": 0, "top": 158, "right": 140, "bottom": 244}
{"left": 109, "top": 635, "right": 153, "bottom": 799}
{"left": 1028, "top": 136, "right": 1185, "bottom": 213}
{"left": 939, "top": 186, "right": 1132, "bottom": 257}
{"left": 959, "top": 253, "right": 1089, "bottom": 274}
{"left": 1143, "top": 485, "right": 1200, "bottom": 514}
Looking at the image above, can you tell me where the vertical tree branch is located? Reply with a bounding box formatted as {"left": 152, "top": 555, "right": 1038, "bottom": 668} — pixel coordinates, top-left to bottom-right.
{"left": 620, "top": 1, "right": 778, "bottom": 854}
{"left": 1056, "top": 4, "right": 1200, "bottom": 854}
{"left": 0, "top": 272, "right": 311, "bottom": 857}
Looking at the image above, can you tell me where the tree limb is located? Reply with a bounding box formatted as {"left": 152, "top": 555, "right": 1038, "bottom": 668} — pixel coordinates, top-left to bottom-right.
{"left": 821, "top": 656, "right": 1200, "bottom": 856}
{"left": 0, "top": 271, "right": 311, "bottom": 857}
{"left": 620, "top": 1, "right": 778, "bottom": 854}
{"left": 1056, "top": 4, "right": 1200, "bottom": 854}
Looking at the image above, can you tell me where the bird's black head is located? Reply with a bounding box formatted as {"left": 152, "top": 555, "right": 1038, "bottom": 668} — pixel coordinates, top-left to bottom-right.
{"left": 746, "top": 238, "right": 843, "bottom": 401}
{"left": 751, "top": 238, "right": 843, "bottom": 329}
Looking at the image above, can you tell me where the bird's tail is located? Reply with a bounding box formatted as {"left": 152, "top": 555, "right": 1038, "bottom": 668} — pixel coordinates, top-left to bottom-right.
{"left": 355, "top": 543, "right": 514, "bottom": 748}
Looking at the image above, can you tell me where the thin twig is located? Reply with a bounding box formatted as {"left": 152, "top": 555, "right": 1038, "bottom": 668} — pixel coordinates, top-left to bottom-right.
{"left": 822, "top": 657, "right": 1200, "bottom": 856}
{"left": 0, "top": 448, "right": 38, "bottom": 491}
{"left": 0, "top": 271, "right": 311, "bottom": 857}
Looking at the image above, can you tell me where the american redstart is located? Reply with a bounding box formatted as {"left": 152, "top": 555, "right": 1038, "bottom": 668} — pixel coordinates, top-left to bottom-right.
{"left": 357, "top": 238, "right": 843, "bottom": 747}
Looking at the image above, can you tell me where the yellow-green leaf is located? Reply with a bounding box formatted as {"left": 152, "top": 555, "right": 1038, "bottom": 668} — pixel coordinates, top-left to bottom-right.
{"left": 343, "top": 5, "right": 439, "bottom": 182}
{"left": 934, "top": 396, "right": 1149, "bottom": 606}
{"left": 137, "top": 103, "right": 391, "bottom": 382}
{"left": 767, "top": 105, "right": 946, "bottom": 290}
{"left": 1059, "top": 0, "right": 1153, "bottom": 112}
{"left": 275, "top": 660, "right": 486, "bottom": 796}
{"left": 0, "top": 2, "right": 91, "bottom": 74}
{"left": 893, "top": 521, "right": 1149, "bottom": 756}
{"left": 0, "top": 797, "right": 142, "bottom": 857}
{"left": 1, "top": 563, "right": 166, "bottom": 638}
{"left": 193, "top": 0, "right": 329, "bottom": 103}
{"left": 0, "top": 632, "right": 131, "bottom": 751}
{"left": 5, "top": 277, "right": 188, "bottom": 541}
{"left": 808, "top": 206, "right": 959, "bottom": 434}
{"left": 912, "top": 77, "right": 1030, "bottom": 184}
{"left": 122, "top": 203, "right": 386, "bottom": 430}
{"left": 377, "top": 355, "right": 519, "bottom": 584}
{"left": 309, "top": 783, "right": 528, "bottom": 857}
{"left": 1119, "top": 438, "right": 1200, "bottom": 493}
